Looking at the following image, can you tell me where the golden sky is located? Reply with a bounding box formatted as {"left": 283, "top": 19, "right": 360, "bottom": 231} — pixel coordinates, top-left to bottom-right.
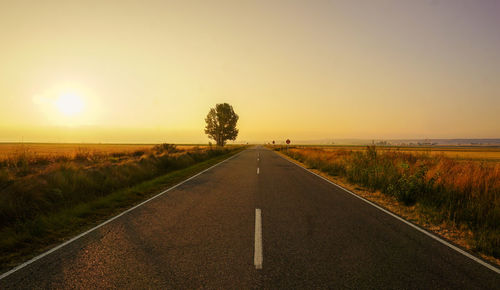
{"left": 1, "top": 0, "right": 499, "bottom": 143}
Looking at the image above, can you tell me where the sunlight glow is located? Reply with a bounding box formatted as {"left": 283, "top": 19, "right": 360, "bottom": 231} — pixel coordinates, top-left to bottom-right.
{"left": 31, "top": 83, "right": 101, "bottom": 127}
{"left": 56, "top": 93, "right": 84, "bottom": 116}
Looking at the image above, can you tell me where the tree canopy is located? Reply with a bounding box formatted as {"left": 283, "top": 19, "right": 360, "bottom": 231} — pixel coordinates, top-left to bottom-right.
{"left": 204, "top": 103, "right": 239, "bottom": 146}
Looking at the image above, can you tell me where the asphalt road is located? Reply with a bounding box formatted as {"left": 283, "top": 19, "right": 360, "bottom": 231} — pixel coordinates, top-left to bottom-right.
{"left": 1, "top": 147, "right": 499, "bottom": 289}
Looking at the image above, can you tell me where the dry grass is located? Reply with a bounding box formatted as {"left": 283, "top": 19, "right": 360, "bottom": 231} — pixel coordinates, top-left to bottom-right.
{"left": 0, "top": 143, "right": 211, "bottom": 163}
{"left": 0, "top": 143, "right": 210, "bottom": 177}
{"left": 0, "top": 143, "right": 155, "bottom": 159}
{"left": 312, "top": 145, "right": 500, "bottom": 161}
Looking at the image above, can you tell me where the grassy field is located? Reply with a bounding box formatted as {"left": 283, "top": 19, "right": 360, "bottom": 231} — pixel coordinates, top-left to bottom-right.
{"left": 0, "top": 143, "right": 204, "bottom": 159}
{"left": 297, "top": 145, "right": 500, "bottom": 161}
{"left": 0, "top": 143, "right": 244, "bottom": 271}
{"left": 273, "top": 145, "right": 500, "bottom": 259}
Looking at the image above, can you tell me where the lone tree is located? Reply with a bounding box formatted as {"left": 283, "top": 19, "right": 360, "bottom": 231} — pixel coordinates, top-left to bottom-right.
{"left": 204, "top": 103, "right": 239, "bottom": 146}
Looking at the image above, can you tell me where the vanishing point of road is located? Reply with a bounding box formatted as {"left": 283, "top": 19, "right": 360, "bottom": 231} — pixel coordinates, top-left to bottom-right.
{"left": 1, "top": 146, "right": 499, "bottom": 289}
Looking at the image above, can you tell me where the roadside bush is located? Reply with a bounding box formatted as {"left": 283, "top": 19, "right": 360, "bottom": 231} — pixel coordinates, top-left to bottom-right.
{"left": 0, "top": 169, "right": 11, "bottom": 190}
{"left": 153, "top": 143, "right": 179, "bottom": 153}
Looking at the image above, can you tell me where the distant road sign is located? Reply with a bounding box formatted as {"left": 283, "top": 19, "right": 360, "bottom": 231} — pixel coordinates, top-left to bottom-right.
{"left": 286, "top": 139, "right": 290, "bottom": 145}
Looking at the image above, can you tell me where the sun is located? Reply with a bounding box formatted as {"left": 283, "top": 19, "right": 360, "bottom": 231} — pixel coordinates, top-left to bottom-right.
{"left": 56, "top": 93, "right": 85, "bottom": 116}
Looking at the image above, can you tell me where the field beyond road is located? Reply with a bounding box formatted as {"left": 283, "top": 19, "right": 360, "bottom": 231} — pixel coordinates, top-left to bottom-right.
{"left": 297, "top": 145, "right": 500, "bottom": 161}
{"left": 0, "top": 143, "right": 205, "bottom": 158}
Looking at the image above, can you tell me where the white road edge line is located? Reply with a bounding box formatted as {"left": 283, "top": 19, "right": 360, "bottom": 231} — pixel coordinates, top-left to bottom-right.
{"left": 275, "top": 151, "right": 500, "bottom": 275}
{"left": 254, "top": 208, "right": 263, "bottom": 269}
{"left": 0, "top": 150, "right": 245, "bottom": 280}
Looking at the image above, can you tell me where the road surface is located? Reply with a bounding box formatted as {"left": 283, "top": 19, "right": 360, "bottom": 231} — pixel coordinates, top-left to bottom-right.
{"left": 1, "top": 147, "right": 499, "bottom": 289}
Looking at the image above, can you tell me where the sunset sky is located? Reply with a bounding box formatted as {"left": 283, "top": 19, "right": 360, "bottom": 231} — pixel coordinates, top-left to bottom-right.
{"left": 1, "top": 0, "right": 499, "bottom": 143}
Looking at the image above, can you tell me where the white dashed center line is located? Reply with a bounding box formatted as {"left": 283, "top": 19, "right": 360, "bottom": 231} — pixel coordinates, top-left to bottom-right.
{"left": 254, "top": 208, "right": 263, "bottom": 269}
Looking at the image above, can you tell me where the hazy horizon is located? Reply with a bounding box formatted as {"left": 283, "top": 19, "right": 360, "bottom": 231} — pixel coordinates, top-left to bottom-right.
{"left": 1, "top": 0, "right": 499, "bottom": 143}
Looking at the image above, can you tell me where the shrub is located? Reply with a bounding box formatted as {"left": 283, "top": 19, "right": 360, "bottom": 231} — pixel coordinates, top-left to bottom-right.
{"left": 153, "top": 143, "right": 179, "bottom": 153}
